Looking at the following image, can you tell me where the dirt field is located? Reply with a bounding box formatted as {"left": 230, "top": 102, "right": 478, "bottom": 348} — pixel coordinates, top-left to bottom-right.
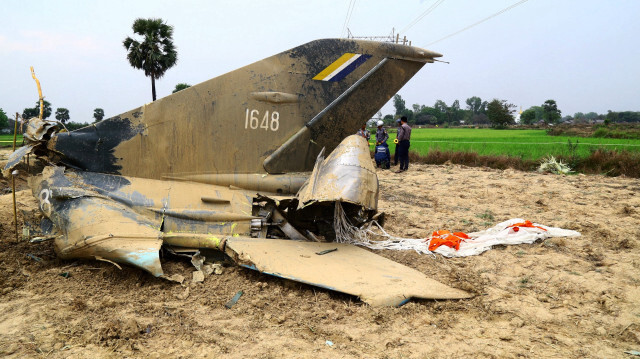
{"left": 1, "top": 148, "right": 640, "bottom": 358}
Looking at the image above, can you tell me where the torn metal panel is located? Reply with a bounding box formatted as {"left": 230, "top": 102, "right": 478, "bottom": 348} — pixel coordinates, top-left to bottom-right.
{"left": 31, "top": 167, "right": 164, "bottom": 276}
{"left": 23, "top": 117, "right": 58, "bottom": 142}
{"left": 2, "top": 144, "right": 35, "bottom": 176}
{"left": 297, "top": 135, "right": 378, "bottom": 211}
{"left": 29, "top": 165, "right": 259, "bottom": 275}
{"left": 224, "top": 237, "right": 471, "bottom": 307}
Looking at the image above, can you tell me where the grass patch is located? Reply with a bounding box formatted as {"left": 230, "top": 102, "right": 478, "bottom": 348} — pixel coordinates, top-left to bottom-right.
{"left": 548, "top": 123, "right": 640, "bottom": 140}
{"left": 376, "top": 128, "right": 640, "bottom": 178}
{"left": 476, "top": 210, "right": 495, "bottom": 222}
{"left": 0, "top": 134, "right": 24, "bottom": 147}
{"left": 379, "top": 128, "right": 640, "bottom": 160}
{"left": 518, "top": 276, "right": 531, "bottom": 288}
{"left": 408, "top": 148, "right": 640, "bottom": 177}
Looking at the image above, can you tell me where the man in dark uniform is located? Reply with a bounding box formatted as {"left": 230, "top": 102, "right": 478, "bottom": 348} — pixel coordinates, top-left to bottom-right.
{"left": 396, "top": 116, "right": 411, "bottom": 172}
{"left": 392, "top": 119, "right": 401, "bottom": 166}
{"left": 374, "top": 120, "right": 390, "bottom": 169}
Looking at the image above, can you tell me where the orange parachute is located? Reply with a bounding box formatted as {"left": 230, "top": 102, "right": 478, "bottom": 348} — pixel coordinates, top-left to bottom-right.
{"left": 428, "top": 230, "right": 470, "bottom": 251}
{"left": 507, "top": 220, "right": 547, "bottom": 232}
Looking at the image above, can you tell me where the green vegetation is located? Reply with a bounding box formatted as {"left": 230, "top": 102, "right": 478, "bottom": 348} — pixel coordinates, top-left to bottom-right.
{"left": 486, "top": 99, "right": 515, "bottom": 128}
{"left": 55, "top": 107, "right": 70, "bottom": 124}
{"left": 378, "top": 128, "right": 640, "bottom": 160}
{"left": 22, "top": 100, "right": 52, "bottom": 120}
{"left": 123, "top": 18, "right": 178, "bottom": 101}
{"left": 592, "top": 126, "right": 640, "bottom": 140}
{"left": 387, "top": 95, "right": 631, "bottom": 128}
{"left": 372, "top": 127, "right": 640, "bottom": 177}
{"left": 605, "top": 111, "right": 640, "bottom": 123}
{"left": 547, "top": 123, "right": 640, "bottom": 140}
{"left": 172, "top": 83, "right": 191, "bottom": 93}
{"left": 63, "top": 122, "right": 90, "bottom": 131}
{"left": 93, "top": 108, "right": 105, "bottom": 123}
{"left": 542, "top": 99, "right": 562, "bottom": 124}
{"left": 0, "top": 134, "right": 24, "bottom": 147}
{"left": 0, "top": 108, "right": 8, "bottom": 129}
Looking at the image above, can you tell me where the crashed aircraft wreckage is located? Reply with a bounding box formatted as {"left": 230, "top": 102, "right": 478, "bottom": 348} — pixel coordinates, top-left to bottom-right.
{"left": 5, "top": 38, "right": 470, "bottom": 306}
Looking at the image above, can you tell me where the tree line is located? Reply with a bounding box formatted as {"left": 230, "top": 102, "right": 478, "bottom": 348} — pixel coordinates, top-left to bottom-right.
{"left": 383, "top": 95, "right": 637, "bottom": 128}
{"left": 0, "top": 102, "right": 107, "bottom": 133}
{"left": 385, "top": 95, "right": 561, "bottom": 128}
{"left": 1, "top": 80, "right": 192, "bottom": 133}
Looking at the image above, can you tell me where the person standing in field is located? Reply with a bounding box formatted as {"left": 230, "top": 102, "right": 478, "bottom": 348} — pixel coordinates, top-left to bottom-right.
{"left": 374, "top": 120, "right": 391, "bottom": 169}
{"left": 356, "top": 123, "right": 370, "bottom": 142}
{"left": 396, "top": 116, "right": 411, "bottom": 173}
{"left": 375, "top": 120, "right": 389, "bottom": 145}
{"left": 393, "top": 119, "right": 401, "bottom": 166}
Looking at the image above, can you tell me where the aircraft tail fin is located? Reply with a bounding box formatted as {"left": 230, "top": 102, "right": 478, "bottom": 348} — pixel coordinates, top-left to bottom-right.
{"left": 20, "top": 39, "right": 442, "bottom": 177}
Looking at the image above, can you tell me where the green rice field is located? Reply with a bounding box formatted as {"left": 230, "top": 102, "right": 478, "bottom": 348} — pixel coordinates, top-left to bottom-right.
{"left": 374, "top": 128, "right": 640, "bottom": 160}
{"left": 0, "top": 134, "right": 23, "bottom": 147}
{"left": 4, "top": 129, "right": 640, "bottom": 161}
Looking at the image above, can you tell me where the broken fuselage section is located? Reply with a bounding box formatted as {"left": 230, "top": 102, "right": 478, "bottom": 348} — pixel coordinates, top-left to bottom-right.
{"left": 30, "top": 135, "right": 378, "bottom": 277}
{"left": 7, "top": 38, "right": 470, "bottom": 306}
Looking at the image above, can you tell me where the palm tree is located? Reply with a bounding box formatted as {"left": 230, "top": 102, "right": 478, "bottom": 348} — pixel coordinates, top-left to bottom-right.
{"left": 123, "top": 18, "right": 178, "bottom": 101}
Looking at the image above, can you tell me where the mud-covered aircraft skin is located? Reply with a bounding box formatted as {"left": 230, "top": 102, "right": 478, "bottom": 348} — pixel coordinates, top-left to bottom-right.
{"left": 6, "top": 38, "right": 470, "bottom": 306}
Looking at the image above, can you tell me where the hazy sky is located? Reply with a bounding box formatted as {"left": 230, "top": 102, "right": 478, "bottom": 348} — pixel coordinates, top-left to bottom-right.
{"left": 2, "top": 0, "right": 639, "bottom": 123}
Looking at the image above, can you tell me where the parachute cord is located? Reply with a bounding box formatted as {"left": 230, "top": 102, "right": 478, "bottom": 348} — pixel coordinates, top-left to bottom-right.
{"left": 333, "top": 202, "right": 435, "bottom": 257}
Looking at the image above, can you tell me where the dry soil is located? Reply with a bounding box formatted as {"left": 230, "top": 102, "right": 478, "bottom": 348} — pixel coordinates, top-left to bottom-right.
{"left": 1, "top": 149, "right": 639, "bottom": 358}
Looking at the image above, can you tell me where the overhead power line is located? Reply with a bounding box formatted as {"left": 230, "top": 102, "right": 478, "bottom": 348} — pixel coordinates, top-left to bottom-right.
{"left": 400, "top": 0, "right": 446, "bottom": 34}
{"left": 424, "top": 0, "right": 529, "bottom": 47}
{"left": 341, "top": 0, "right": 357, "bottom": 38}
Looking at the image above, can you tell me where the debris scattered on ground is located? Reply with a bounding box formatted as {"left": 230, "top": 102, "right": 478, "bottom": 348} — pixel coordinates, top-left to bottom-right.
{"left": 25, "top": 253, "right": 42, "bottom": 262}
{"left": 163, "top": 273, "right": 185, "bottom": 284}
{"left": 537, "top": 155, "right": 573, "bottom": 174}
{"left": 176, "top": 287, "right": 190, "bottom": 300}
{"left": 192, "top": 271, "right": 205, "bottom": 283}
{"left": 315, "top": 248, "right": 337, "bottom": 255}
{"left": 29, "top": 236, "right": 56, "bottom": 243}
{"left": 225, "top": 290, "right": 244, "bottom": 309}
{"left": 1, "top": 154, "right": 639, "bottom": 358}
{"left": 190, "top": 252, "right": 205, "bottom": 271}
{"left": 202, "top": 263, "right": 223, "bottom": 276}
{"left": 432, "top": 218, "right": 581, "bottom": 257}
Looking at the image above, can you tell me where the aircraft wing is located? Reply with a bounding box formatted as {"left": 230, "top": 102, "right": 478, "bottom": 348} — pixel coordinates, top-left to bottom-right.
{"left": 225, "top": 237, "right": 471, "bottom": 306}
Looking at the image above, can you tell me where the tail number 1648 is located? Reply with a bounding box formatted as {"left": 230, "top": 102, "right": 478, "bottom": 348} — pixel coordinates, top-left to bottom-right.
{"left": 245, "top": 109, "right": 280, "bottom": 131}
